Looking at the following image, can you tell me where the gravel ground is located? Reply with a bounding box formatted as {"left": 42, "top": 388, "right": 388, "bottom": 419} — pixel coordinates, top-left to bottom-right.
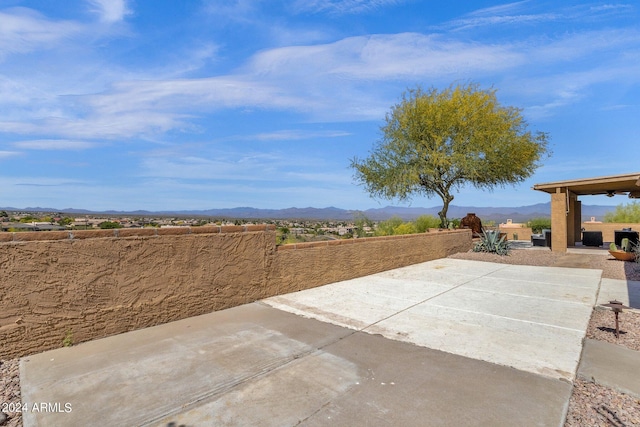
{"left": 2, "top": 247, "right": 639, "bottom": 427}
{"left": 0, "top": 359, "right": 20, "bottom": 427}
{"left": 565, "top": 378, "right": 640, "bottom": 427}
{"left": 448, "top": 247, "right": 640, "bottom": 281}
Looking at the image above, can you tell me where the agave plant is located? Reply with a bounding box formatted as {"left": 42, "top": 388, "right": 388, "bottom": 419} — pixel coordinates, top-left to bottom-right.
{"left": 473, "top": 230, "right": 511, "bottom": 256}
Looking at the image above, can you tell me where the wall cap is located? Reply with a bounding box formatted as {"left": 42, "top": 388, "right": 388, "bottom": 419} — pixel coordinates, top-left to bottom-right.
{"left": 0, "top": 224, "right": 276, "bottom": 244}
{"left": 277, "top": 229, "right": 471, "bottom": 251}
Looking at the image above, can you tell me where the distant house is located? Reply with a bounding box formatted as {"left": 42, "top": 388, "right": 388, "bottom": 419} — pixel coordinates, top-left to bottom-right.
{"left": 0, "top": 222, "right": 67, "bottom": 232}
{"left": 33, "top": 224, "right": 68, "bottom": 231}
{"left": 1, "top": 222, "right": 32, "bottom": 232}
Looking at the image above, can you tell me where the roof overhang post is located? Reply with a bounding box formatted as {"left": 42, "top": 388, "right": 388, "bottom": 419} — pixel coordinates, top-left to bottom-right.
{"left": 551, "top": 188, "right": 568, "bottom": 252}
{"left": 567, "top": 190, "right": 581, "bottom": 246}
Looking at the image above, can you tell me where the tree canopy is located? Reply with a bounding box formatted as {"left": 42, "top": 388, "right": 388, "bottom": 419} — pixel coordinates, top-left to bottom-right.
{"left": 604, "top": 201, "right": 640, "bottom": 223}
{"left": 351, "top": 83, "right": 550, "bottom": 227}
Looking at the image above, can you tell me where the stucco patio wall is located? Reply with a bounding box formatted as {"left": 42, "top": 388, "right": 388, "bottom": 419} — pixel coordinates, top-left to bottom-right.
{"left": 0, "top": 227, "right": 471, "bottom": 359}
{"left": 273, "top": 229, "right": 472, "bottom": 293}
{"left": 498, "top": 225, "right": 534, "bottom": 241}
{"left": 582, "top": 222, "right": 640, "bottom": 244}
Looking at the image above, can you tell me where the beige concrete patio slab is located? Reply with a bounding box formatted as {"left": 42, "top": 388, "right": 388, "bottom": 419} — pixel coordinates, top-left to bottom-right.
{"left": 264, "top": 259, "right": 602, "bottom": 381}
{"left": 20, "top": 303, "right": 573, "bottom": 427}
{"left": 20, "top": 259, "right": 601, "bottom": 426}
{"left": 464, "top": 276, "right": 597, "bottom": 305}
{"left": 154, "top": 330, "right": 572, "bottom": 427}
{"left": 597, "top": 277, "right": 640, "bottom": 310}
{"left": 367, "top": 302, "right": 586, "bottom": 380}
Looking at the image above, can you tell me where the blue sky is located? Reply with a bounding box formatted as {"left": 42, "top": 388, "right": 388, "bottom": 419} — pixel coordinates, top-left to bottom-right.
{"left": 1, "top": 0, "right": 639, "bottom": 212}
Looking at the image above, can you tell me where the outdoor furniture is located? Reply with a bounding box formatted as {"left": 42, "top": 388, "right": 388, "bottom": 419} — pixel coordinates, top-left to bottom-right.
{"left": 545, "top": 230, "right": 552, "bottom": 249}
{"left": 614, "top": 230, "right": 639, "bottom": 247}
{"left": 531, "top": 234, "right": 546, "bottom": 246}
{"left": 531, "top": 229, "right": 551, "bottom": 247}
{"left": 582, "top": 231, "right": 603, "bottom": 247}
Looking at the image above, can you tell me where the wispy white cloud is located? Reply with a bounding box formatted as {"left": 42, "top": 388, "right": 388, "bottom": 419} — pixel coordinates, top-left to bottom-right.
{"left": 435, "top": 1, "right": 557, "bottom": 31}
{"left": 86, "top": 0, "right": 131, "bottom": 23}
{"left": 4, "top": 23, "right": 640, "bottom": 139}
{"left": 202, "top": 0, "right": 264, "bottom": 23}
{"left": 0, "top": 8, "right": 82, "bottom": 58}
{"left": 284, "top": 171, "right": 352, "bottom": 185}
{"left": 292, "top": 0, "right": 404, "bottom": 15}
{"left": 137, "top": 145, "right": 350, "bottom": 190}
{"left": 446, "top": 13, "right": 558, "bottom": 31}
{"left": 0, "top": 150, "right": 20, "bottom": 159}
{"left": 467, "top": 1, "right": 532, "bottom": 17}
{"left": 139, "top": 154, "right": 281, "bottom": 181}
{"left": 515, "top": 50, "right": 640, "bottom": 118}
{"left": 252, "top": 130, "right": 351, "bottom": 141}
{"left": 1, "top": 1, "right": 639, "bottom": 149}
{"left": 444, "top": 1, "right": 636, "bottom": 32}
{"left": 13, "top": 139, "right": 97, "bottom": 150}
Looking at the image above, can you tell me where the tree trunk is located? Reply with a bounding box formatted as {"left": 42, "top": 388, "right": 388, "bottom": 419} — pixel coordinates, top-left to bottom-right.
{"left": 438, "top": 193, "right": 454, "bottom": 228}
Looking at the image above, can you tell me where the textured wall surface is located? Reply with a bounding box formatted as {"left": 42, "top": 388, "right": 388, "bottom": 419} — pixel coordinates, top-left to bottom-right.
{"left": 0, "top": 227, "right": 472, "bottom": 358}
{"left": 498, "top": 223, "right": 640, "bottom": 244}
{"left": 1, "top": 227, "right": 276, "bottom": 358}
{"left": 498, "top": 226, "right": 534, "bottom": 241}
{"left": 582, "top": 223, "right": 640, "bottom": 244}
{"left": 273, "top": 230, "right": 472, "bottom": 293}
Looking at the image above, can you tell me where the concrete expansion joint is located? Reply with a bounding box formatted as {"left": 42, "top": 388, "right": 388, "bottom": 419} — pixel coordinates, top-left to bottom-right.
{"left": 592, "top": 276, "right": 604, "bottom": 312}
{"left": 431, "top": 303, "right": 583, "bottom": 333}
{"left": 138, "top": 346, "right": 329, "bottom": 427}
{"left": 361, "top": 275, "right": 482, "bottom": 333}
{"left": 470, "top": 286, "right": 592, "bottom": 307}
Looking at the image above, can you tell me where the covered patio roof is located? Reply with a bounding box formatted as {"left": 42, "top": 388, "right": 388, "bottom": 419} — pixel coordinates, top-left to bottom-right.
{"left": 533, "top": 172, "right": 640, "bottom": 252}
{"left": 533, "top": 172, "right": 640, "bottom": 198}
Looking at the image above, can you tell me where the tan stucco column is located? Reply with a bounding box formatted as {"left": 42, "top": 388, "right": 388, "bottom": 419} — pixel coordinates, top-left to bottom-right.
{"left": 551, "top": 191, "right": 567, "bottom": 252}
{"left": 567, "top": 192, "right": 581, "bottom": 245}
{"left": 574, "top": 200, "right": 582, "bottom": 244}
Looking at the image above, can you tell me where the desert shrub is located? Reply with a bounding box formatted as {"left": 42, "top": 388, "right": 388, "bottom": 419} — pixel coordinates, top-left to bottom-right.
{"left": 448, "top": 218, "right": 461, "bottom": 229}
{"left": 415, "top": 215, "right": 440, "bottom": 232}
{"left": 353, "top": 213, "right": 374, "bottom": 237}
{"left": 98, "top": 221, "right": 122, "bottom": 229}
{"left": 393, "top": 222, "right": 417, "bottom": 235}
{"left": 604, "top": 202, "right": 640, "bottom": 223}
{"left": 528, "top": 217, "right": 551, "bottom": 234}
{"left": 375, "top": 216, "right": 404, "bottom": 236}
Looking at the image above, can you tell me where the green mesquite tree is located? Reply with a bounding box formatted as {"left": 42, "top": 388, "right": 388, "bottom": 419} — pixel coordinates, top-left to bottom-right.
{"left": 604, "top": 201, "right": 640, "bottom": 223}
{"left": 351, "top": 83, "right": 550, "bottom": 227}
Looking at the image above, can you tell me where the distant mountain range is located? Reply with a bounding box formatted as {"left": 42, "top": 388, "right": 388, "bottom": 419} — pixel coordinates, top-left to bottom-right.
{"left": 1, "top": 203, "right": 616, "bottom": 222}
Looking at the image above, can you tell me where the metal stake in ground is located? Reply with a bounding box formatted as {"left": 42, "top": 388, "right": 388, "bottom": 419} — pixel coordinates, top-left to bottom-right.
{"left": 601, "top": 300, "right": 631, "bottom": 338}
